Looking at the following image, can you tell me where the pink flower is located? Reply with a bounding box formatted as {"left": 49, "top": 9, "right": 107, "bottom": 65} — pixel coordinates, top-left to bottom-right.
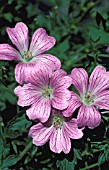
{"left": 0, "top": 22, "right": 61, "bottom": 84}
{"left": 106, "top": 46, "right": 109, "bottom": 53}
{"left": 14, "top": 68, "right": 72, "bottom": 123}
{"left": 29, "top": 108, "right": 83, "bottom": 154}
{"left": 63, "top": 66, "right": 109, "bottom": 129}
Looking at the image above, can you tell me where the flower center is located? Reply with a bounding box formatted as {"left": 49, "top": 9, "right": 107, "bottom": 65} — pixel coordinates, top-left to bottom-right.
{"left": 41, "top": 86, "right": 53, "bottom": 99}
{"left": 22, "top": 51, "right": 32, "bottom": 62}
{"left": 53, "top": 115, "right": 64, "bottom": 129}
{"left": 82, "top": 92, "right": 94, "bottom": 106}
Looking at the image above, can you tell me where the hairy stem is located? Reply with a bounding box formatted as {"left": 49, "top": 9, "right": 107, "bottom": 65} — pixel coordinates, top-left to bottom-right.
{"left": 17, "top": 141, "right": 33, "bottom": 161}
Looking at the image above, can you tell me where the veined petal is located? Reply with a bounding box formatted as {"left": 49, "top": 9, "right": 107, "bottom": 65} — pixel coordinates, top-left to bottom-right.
{"left": 31, "top": 54, "right": 61, "bottom": 72}
{"left": 15, "top": 62, "right": 35, "bottom": 84}
{"left": 29, "top": 123, "right": 53, "bottom": 146}
{"left": 88, "top": 66, "right": 109, "bottom": 95}
{"left": 77, "top": 105, "right": 101, "bottom": 129}
{"left": 26, "top": 98, "right": 51, "bottom": 123}
{"left": 0, "top": 44, "right": 21, "bottom": 60}
{"left": 6, "top": 22, "right": 28, "bottom": 53}
{"left": 25, "top": 66, "right": 50, "bottom": 87}
{"left": 52, "top": 89, "right": 71, "bottom": 110}
{"left": 50, "top": 128, "right": 63, "bottom": 153}
{"left": 29, "top": 28, "right": 56, "bottom": 56}
{"left": 50, "top": 69, "right": 67, "bottom": 88}
{"left": 70, "top": 68, "right": 88, "bottom": 96}
{"left": 51, "top": 76, "right": 72, "bottom": 89}
{"left": 61, "top": 129, "right": 71, "bottom": 154}
{"left": 64, "top": 119, "right": 83, "bottom": 139}
{"left": 63, "top": 92, "right": 82, "bottom": 117}
{"left": 95, "top": 90, "right": 109, "bottom": 110}
{"left": 14, "top": 83, "right": 41, "bottom": 106}
{"left": 29, "top": 123, "right": 43, "bottom": 137}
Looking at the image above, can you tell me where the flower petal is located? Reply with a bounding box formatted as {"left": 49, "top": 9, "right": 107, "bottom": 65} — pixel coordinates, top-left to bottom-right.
{"left": 49, "top": 128, "right": 71, "bottom": 154}
{"left": 106, "top": 47, "right": 109, "bottom": 53}
{"left": 50, "top": 128, "right": 63, "bottom": 153}
{"left": 88, "top": 66, "right": 109, "bottom": 95}
{"left": 63, "top": 92, "right": 82, "bottom": 117}
{"left": 29, "top": 123, "right": 53, "bottom": 146}
{"left": 61, "top": 129, "right": 71, "bottom": 154}
{"left": 0, "top": 44, "right": 21, "bottom": 60}
{"left": 52, "top": 89, "right": 71, "bottom": 110}
{"left": 50, "top": 69, "right": 67, "bottom": 88}
{"left": 95, "top": 90, "right": 109, "bottom": 110}
{"left": 31, "top": 54, "right": 61, "bottom": 72}
{"left": 26, "top": 98, "right": 51, "bottom": 123}
{"left": 64, "top": 119, "right": 83, "bottom": 139}
{"left": 15, "top": 62, "right": 35, "bottom": 84}
{"left": 29, "top": 28, "right": 56, "bottom": 56}
{"left": 70, "top": 68, "right": 88, "bottom": 96}
{"left": 77, "top": 105, "right": 101, "bottom": 128}
{"left": 6, "top": 22, "right": 28, "bottom": 53}
{"left": 25, "top": 66, "right": 50, "bottom": 87}
{"left": 14, "top": 83, "right": 41, "bottom": 106}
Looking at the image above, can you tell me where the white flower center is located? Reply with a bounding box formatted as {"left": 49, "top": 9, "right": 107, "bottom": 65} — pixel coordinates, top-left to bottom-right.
{"left": 53, "top": 115, "right": 64, "bottom": 129}
{"left": 82, "top": 92, "right": 94, "bottom": 106}
{"left": 41, "top": 86, "right": 53, "bottom": 99}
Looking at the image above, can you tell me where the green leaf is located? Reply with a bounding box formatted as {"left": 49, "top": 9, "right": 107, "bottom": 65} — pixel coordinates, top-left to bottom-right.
{"left": 5, "top": 114, "right": 32, "bottom": 138}
{"left": 98, "top": 153, "right": 106, "bottom": 165}
{"left": 0, "top": 83, "right": 17, "bottom": 111}
{"left": 58, "top": 0, "right": 70, "bottom": 16}
{"left": 36, "top": 15, "right": 51, "bottom": 30}
{"left": 11, "top": 141, "right": 18, "bottom": 154}
{"left": 57, "top": 39, "right": 69, "bottom": 53}
{"left": 9, "top": 115, "right": 31, "bottom": 131}
{"left": 73, "top": 148, "right": 82, "bottom": 160}
{"left": 87, "top": 26, "right": 109, "bottom": 45}
{"left": 2, "top": 155, "right": 18, "bottom": 168}
{"left": 8, "top": 0, "right": 14, "bottom": 4}
{"left": 4, "top": 13, "right": 13, "bottom": 22}
{"left": 56, "top": 158, "right": 76, "bottom": 170}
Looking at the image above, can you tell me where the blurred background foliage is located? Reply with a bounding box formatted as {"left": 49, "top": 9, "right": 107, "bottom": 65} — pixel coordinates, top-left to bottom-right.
{"left": 1, "top": 0, "right": 109, "bottom": 169}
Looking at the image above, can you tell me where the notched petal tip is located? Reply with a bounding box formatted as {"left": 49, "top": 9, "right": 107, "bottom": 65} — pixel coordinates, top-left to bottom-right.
{"left": 6, "top": 22, "right": 29, "bottom": 52}
{"left": 30, "top": 28, "right": 56, "bottom": 56}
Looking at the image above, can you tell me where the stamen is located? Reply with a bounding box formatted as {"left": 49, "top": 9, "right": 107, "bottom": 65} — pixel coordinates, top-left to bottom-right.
{"left": 24, "top": 51, "right": 32, "bottom": 60}
{"left": 82, "top": 92, "right": 94, "bottom": 106}
{"left": 21, "top": 50, "right": 32, "bottom": 62}
{"left": 53, "top": 115, "right": 64, "bottom": 129}
{"left": 41, "top": 86, "right": 53, "bottom": 98}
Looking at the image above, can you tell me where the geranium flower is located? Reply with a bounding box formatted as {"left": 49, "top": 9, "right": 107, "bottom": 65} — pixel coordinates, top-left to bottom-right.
{"left": 63, "top": 66, "right": 109, "bottom": 128}
{"left": 29, "top": 108, "right": 83, "bottom": 154}
{"left": 0, "top": 22, "right": 61, "bottom": 84}
{"left": 14, "top": 68, "right": 72, "bottom": 123}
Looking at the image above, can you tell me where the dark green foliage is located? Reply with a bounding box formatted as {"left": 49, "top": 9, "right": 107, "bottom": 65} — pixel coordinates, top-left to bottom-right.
{"left": 1, "top": 0, "right": 109, "bottom": 169}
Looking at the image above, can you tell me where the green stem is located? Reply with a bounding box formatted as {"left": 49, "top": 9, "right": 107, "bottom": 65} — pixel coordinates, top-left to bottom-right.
{"left": 98, "top": 54, "right": 109, "bottom": 57}
{"left": 80, "top": 163, "right": 98, "bottom": 170}
{"left": 17, "top": 141, "right": 33, "bottom": 162}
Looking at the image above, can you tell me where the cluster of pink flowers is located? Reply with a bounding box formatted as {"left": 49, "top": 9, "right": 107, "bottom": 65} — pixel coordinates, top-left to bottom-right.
{"left": 1, "top": 22, "right": 109, "bottom": 154}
